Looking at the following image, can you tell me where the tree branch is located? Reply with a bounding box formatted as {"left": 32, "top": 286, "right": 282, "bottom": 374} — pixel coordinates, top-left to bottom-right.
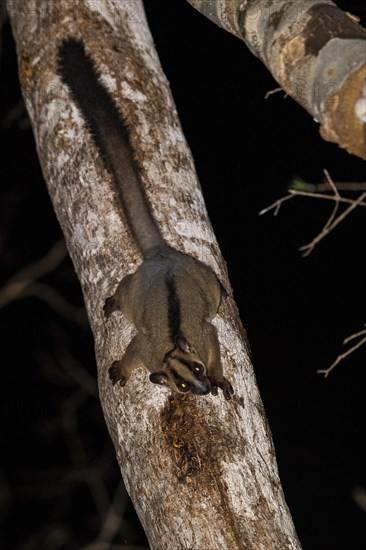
{"left": 186, "top": 0, "right": 366, "bottom": 160}
{"left": 0, "top": 238, "right": 67, "bottom": 307}
{"left": 260, "top": 170, "right": 366, "bottom": 256}
{"left": 291, "top": 177, "right": 366, "bottom": 193}
{"left": 7, "top": 1, "right": 301, "bottom": 548}
{"left": 317, "top": 325, "right": 366, "bottom": 378}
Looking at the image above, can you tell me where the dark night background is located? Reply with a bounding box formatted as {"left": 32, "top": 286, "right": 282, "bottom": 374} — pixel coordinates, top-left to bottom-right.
{"left": 1, "top": 1, "right": 365, "bottom": 549}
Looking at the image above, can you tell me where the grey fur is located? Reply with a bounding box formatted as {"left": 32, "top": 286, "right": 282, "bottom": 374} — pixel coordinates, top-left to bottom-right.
{"left": 58, "top": 38, "right": 233, "bottom": 399}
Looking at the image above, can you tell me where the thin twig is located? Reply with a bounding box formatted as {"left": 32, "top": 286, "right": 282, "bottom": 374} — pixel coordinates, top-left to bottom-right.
{"left": 300, "top": 191, "right": 366, "bottom": 256}
{"left": 344, "top": 325, "right": 366, "bottom": 344}
{"left": 323, "top": 169, "right": 340, "bottom": 198}
{"left": 0, "top": 238, "right": 68, "bottom": 307}
{"left": 259, "top": 190, "right": 366, "bottom": 216}
{"left": 260, "top": 170, "right": 366, "bottom": 256}
{"left": 287, "top": 189, "right": 366, "bottom": 208}
{"left": 298, "top": 170, "right": 341, "bottom": 257}
{"left": 264, "top": 87, "right": 283, "bottom": 99}
{"left": 317, "top": 325, "right": 366, "bottom": 378}
{"left": 0, "top": 238, "right": 86, "bottom": 325}
{"left": 258, "top": 193, "right": 294, "bottom": 216}
{"left": 291, "top": 178, "right": 366, "bottom": 192}
{"left": 20, "top": 282, "right": 88, "bottom": 326}
{"left": 79, "top": 481, "right": 130, "bottom": 550}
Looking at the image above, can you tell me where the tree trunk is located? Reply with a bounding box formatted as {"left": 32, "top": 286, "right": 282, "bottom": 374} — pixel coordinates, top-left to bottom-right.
{"left": 7, "top": 1, "right": 302, "bottom": 548}
{"left": 186, "top": 0, "right": 366, "bottom": 160}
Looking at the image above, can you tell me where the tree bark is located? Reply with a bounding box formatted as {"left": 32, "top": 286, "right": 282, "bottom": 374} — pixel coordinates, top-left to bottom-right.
{"left": 186, "top": 0, "right": 366, "bottom": 160}
{"left": 7, "top": 1, "right": 301, "bottom": 548}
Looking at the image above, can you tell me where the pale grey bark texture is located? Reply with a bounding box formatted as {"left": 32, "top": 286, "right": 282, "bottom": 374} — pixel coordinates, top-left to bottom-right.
{"left": 7, "top": 1, "right": 301, "bottom": 548}
{"left": 187, "top": 0, "right": 366, "bottom": 160}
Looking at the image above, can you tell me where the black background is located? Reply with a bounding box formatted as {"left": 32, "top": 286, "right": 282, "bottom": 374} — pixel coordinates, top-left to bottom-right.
{"left": 1, "top": 1, "right": 365, "bottom": 549}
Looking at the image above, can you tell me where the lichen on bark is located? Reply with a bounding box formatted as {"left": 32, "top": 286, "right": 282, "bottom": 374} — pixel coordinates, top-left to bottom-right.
{"left": 187, "top": 0, "right": 366, "bottom": 159}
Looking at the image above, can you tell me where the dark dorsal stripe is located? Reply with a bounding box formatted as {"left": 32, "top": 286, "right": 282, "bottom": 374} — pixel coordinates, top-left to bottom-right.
{"left": 169, "top": 367, "right": 180, "bottom": 382}
{"left": 165, "top": 275, "right": 181, "bottom": 343}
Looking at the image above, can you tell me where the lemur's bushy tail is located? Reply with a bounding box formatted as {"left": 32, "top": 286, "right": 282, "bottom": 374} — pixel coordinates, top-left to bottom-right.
{"left": 57, "top": 39, "right": 163, "bottom": 256}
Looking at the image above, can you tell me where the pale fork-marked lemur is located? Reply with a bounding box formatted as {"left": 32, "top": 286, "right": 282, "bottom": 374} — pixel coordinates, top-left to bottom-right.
{"left": 57, "top": 39, "right": 233, "bottom": 400}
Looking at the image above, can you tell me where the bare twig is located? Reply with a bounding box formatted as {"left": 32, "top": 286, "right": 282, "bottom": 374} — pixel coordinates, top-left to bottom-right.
{"left": 300, "top": 191, "right": 366, "bottom": 256}
{"left": 258, "top": 189, "right": 366, "bottom": 217}
{"left": 15, "top": 334, "right": 132, "bottom": 548}
{"left": 258, "top": 193, "right": 294, "bottom": 216}
{"left": 264, "top": 87, "right": 284, "bottom": 99}
{"left": 0, "top": 238, "right": 67, "bottom": 307}
{"left": 288, "top": 189, "right": 366, "bottom": 207}
{"left": 259, "top": 170, "right": 366, "bottom": 256}
{"left": 0, "top": 238, "right": 87, "bottom": 325}
{"left": 79, "top": 481, "right": 130, "bottom": 550}
{"left": 317, "top": 325, "right": 366, "bottom": 378}
{"left": 344, "top": 326, "right": 366, "bottom": 344}
{"left": 298, "top": 170, "right": 340, "bottom": 258}
{"left": 20, "top": 282, "right": 88, "bottom": 327}
{"left": 291, "top": 177, "right": 366, "bottom": 193}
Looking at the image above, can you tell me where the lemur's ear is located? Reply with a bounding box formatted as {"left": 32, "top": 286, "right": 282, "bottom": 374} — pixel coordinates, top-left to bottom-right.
{"left": 149, "top": 372, "right": 169, "bottom": 386}
{"left": 175, "top": 335, "right": 195, "bottom": 354}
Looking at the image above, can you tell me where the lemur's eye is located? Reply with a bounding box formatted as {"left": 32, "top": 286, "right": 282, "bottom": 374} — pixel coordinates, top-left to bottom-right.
{"left": 193, "top": 364, "right": 203, "bottom": 375}
{"left": 179, "top": 382, "right": 190, "bottom": 392}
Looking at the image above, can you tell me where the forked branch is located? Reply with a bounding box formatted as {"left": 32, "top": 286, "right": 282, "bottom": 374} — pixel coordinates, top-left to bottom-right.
{"left": 317, "top": 325, "right": 366, "bottom": 378}
{"left": 260, "top": 170, "right": 365, "bottom": 377}
{"left": 259, "top": 170, "right": 366, "bottom": 256}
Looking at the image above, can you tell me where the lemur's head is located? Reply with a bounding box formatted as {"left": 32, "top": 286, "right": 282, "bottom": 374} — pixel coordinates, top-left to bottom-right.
{"left": 149, "top": 335, "right": 211, "bottom": 396}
